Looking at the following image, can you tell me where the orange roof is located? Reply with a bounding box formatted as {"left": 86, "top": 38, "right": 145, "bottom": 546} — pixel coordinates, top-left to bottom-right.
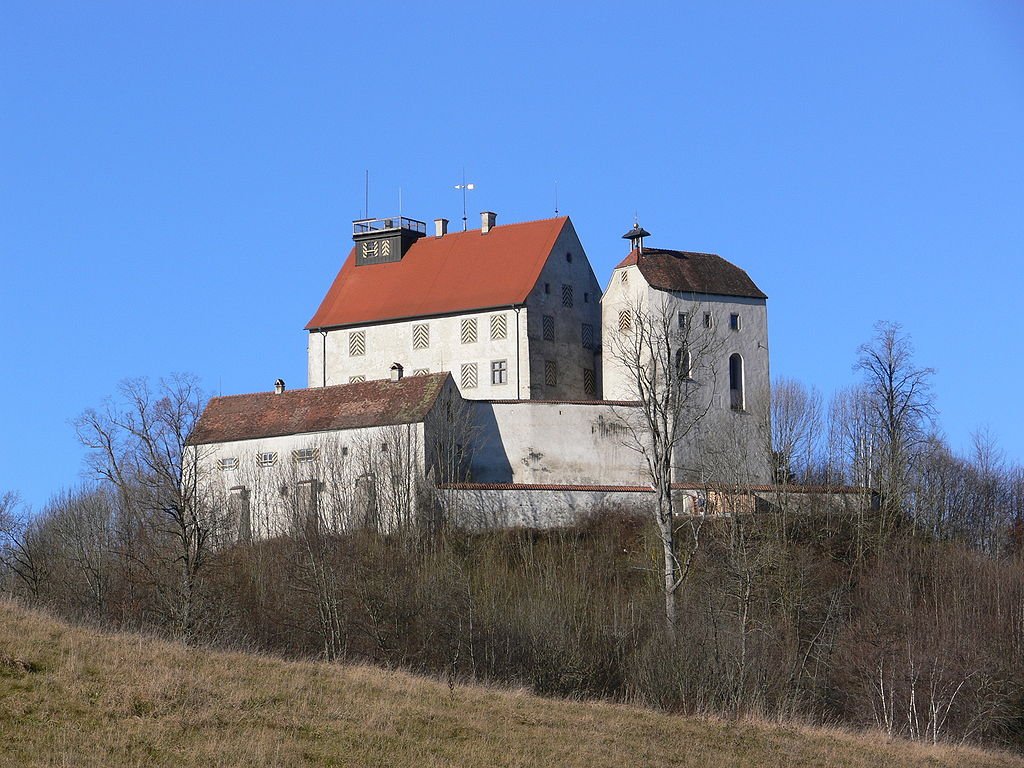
{"left": 306, "top": 217, "right": 569, "bottom": 330}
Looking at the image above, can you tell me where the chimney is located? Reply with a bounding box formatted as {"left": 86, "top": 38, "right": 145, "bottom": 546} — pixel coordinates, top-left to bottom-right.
{"left": 434, "top": 218, "right": 448, "bottom": 237}
{"left": 481, "top": 211, "right": 497, "bottom": 234}
{"left": 274, "top": 379, "right": 285, "bottom": 395}
{"left": 390, "top": 363, "right": 404, "bottom": 382}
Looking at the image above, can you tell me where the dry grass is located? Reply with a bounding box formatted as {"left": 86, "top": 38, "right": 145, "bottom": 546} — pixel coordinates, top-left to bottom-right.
{"left": 0, "top": 599, "right": 1021, "bottom": 768}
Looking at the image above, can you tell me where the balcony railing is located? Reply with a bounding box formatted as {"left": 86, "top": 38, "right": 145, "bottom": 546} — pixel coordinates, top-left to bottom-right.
{"left": 352, "top": 216, "right": 426, "bottom": 236}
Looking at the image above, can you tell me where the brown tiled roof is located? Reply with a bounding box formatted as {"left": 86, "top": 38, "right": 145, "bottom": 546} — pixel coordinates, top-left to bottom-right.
{"left": 306, "top": 217, "right": 569, "bottom": 329}
{"left": 615, "top": 248, "right": 766, "bottom": 300}
{"left": 187, "top": 373, "right": 451, "bottom": 445}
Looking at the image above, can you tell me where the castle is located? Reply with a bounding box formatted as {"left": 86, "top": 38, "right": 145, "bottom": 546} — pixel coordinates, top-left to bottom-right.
{"left": 187, "top": 211, "right": 772, "bottom": 536}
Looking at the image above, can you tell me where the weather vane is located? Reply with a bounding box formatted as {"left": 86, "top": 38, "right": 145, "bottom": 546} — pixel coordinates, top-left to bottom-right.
{"left": 454, "top": 169, "right": 475, "bottom": 231}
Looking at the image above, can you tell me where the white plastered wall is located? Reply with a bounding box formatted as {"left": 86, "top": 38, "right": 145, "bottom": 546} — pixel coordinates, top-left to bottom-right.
{"left": 600, "top": 262, "right": 772, "bottom": 484}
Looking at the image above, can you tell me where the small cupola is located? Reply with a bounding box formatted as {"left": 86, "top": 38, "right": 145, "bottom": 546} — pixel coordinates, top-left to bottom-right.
{"left": 274, "top": 379, "right": 286, "bottom": 395}
{"left": 390, "top": 362, "right": 404, "bottom": 382}
{"left": 352, "top": 216, "right": 427, "bottom": 266}
{"left": 622, "top": 222, "right": 651, "bottom": 254}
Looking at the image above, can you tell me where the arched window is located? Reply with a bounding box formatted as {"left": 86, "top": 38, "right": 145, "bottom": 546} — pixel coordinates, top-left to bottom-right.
{"left": 729, "top": 353, "right": 744, "bottom": 411}
{"left": 676, "top": 346, "right": 692, "bottom": 380}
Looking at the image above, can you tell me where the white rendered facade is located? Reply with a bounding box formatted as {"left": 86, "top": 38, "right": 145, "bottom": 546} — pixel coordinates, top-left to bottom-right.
{"left": 601, "top": 257, "right": 772, "bottom": 484}
{"left": 306, "top": 220, "right": 603, "bottom": 401}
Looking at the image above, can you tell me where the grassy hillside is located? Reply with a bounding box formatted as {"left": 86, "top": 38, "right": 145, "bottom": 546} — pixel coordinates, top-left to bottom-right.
{"left": 0, "top": 599, "right": 1020, "bottom": 768}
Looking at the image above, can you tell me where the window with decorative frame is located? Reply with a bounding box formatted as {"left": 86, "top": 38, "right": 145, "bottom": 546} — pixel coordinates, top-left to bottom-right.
{"left": 217, "top": 457, "right": 239, "bottom": 471}
{"left": 583, "top": 368, "right": 596, "bottom": 396}
{"left": 412, "top": 323, "right": 430, "bottom": 349}
{"left": 561, "top": 283, "right": 573, "bottom": 308}
{"left": 256, "top": 451, "right": 278, "bottom": 468}
{"left": 461, "top": 318, "right": 478, "bottom": 344}
{"left": 581, "top": 323, "right": 594, "bottom": 349}
{"left": 618, "top": 310, "right": 632, "bottom": 333}
{"left": 413, "top": 368, "right": 429, "bottom": 376}
{"left": 490, "top": 313, "right": 507, "bottom": 340}
{"left": 461, "top": 363, "right": 478, "bottom": 389}
{"left": 542, "top": 314, "right": 555, "bottom": 341}
{"left": 544, "top": 360, "right": 557, "bottom": 387}
{"left": 292, "top": 447, "right": 319, "bottom": 464}
{"left": 349, "top": 330, "right": 366, "bottom": 356}
{"left": 349, "top": 375, "right": 366, "bottom": 383}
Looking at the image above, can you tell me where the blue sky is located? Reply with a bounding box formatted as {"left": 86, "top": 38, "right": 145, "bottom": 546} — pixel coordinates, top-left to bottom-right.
{"left": 2, "top": 2, "right": 1022, "bottom": 511}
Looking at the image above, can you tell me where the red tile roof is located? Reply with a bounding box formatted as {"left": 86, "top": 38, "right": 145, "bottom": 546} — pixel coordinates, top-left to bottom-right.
{"left": 187, "top": 373, "right": 451, "bottom": 445}
{"left": 306, "top": 217, "right": 569, "bottom": 330}
{"left": 615, "top": 248, "right": 767, "bottom": 300}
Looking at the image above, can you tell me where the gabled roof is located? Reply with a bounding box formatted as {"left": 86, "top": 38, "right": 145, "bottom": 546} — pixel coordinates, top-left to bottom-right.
{"left": 614, "top": 248, "right": 766, "bottom": 300}
{"left": 306, "top": 217, "right": 570, "bottom": 330}
{"left": 187, "top": 373, "right": 451, "bottom": 445}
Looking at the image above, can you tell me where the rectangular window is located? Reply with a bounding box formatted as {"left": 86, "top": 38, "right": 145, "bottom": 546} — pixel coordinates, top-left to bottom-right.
{"left": 620, "top": 270, "right": 628, "bottom": 283}
{"left": 703, "top": 312, "right": 713, "bottom": 329}
{"left": 583, "top": 368, "right": 596, "bottom": 396}
{"left": 542, "top": 314, "right": 555, "bottom": 341}
{"left": 292, "top": 447, "right": 319, "bottom": 464}
{"left": 491, "top": 359, "right": 508, "bottom": 385}
{"left": 584, "top": 292, "right": 590, "bottom": 303}
{"left": 412, "top": 368, "right": 429, "bottom": 376}
{"left": 544, "top": 360, "right": 557, "bottom": 387}
{"left": 412, "top": 323, "right": 430, "bottom": 349}
{"left": 349, "top": 330, "right": 366, "bottom": 356}
{"left": 461, "top": 362, "right": 478, "bottom": 389}
{"left": 619, "top": 310, "right": 632, "bottom": 333}
{"left": 730, "top": 313, "right": 741, "bottom": 331}
{"left": 490, "top": 313, "right": 507, "bottom": 340}
{"left": 461, "top": 317, "right": 478, "bottom": 344}
{"left": 217, "top": 457, "right": 238, "bottom": 471}
{"left": 349, "top": 375, "right": 366, "bottom": 383}
{"left": 256, "top": 451, "right": 278, "bottom": 468}
{"left": 544, "top": 282, "right": 551, "bottom": 294}
{"left": 581, "top": 323, "right": 594, "bottom": 350}
{"left": 561, "top": 283, "right": 573, "bottom": 308}
{"left": 678, "top": 312, "right": 689, "bottom": 330}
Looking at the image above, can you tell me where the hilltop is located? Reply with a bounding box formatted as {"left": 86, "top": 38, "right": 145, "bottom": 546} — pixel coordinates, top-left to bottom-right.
{"left": 0, "top": 599, "right": 1020, "bottom": 768}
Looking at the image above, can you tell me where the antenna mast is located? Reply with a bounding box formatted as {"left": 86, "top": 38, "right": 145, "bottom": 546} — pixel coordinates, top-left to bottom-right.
{"left": 554, "top": 181, "right": 559, "bottom": 216}
{"left": 364, "top": 170, "right": 369, "bottom": 219}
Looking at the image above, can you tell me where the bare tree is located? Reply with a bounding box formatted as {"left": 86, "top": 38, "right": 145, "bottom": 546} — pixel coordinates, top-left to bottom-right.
{"left": 607, "top": 297, "right": 720, "bottom": 628}
{"left": 854, "top": 322, "right": 936, "bottom": 527}
{"left": 74, "top": 374, "right": 213, "bottom": 639}
{"left": 770, "top": 377, "right": 823, "bottom": 484}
